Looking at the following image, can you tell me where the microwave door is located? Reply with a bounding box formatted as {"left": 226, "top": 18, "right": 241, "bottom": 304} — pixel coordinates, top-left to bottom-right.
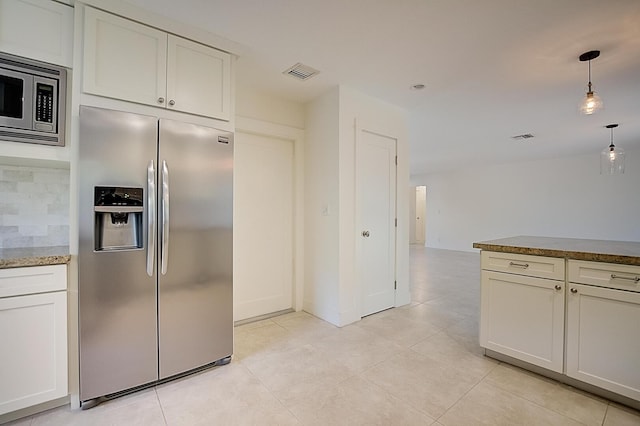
{"left": 0, "top": 68, "right": 33, "bottom": 129}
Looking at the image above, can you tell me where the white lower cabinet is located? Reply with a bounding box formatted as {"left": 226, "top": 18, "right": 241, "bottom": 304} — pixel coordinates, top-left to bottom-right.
{"left": 0, "top": 265, "right": 68, "bottom": 416}
{"left": 480, "top": 269, "right": 565, "bottom": 373}
{"left": 566, "top": 265, "right": 640, "bottom": 401}
{"left": 481, "top": 252, "right": 640, "bottom": 403}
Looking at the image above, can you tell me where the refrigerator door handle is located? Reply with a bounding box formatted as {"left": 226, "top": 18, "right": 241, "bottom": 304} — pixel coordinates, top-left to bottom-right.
{"left": 146, "top": 160, "right": 155, "bottom": 276}
{"left": 161, "top": 160, "right": 170, "bottom": 275}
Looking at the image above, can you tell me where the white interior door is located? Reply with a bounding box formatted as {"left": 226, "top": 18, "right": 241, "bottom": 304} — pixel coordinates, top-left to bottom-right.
{"left": 357, "top": 128, "right": 397, "bottom": 317}
{"left": 415, "top": 186, "right": 426, "bottom": 244}
{"left": 234, "top": 131, "right": 294, "bottom": 321}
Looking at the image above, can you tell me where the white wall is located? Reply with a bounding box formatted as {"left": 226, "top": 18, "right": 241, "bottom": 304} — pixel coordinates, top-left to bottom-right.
{"left": 303, "top": 87, "right": 341, "bottom": 324}
{"left": 235, "top": 85, "right": 305, "bottom": 129}
{"left": 303, "top": 85, "right": 410, "bottom": 327}
{"left": 412, "top": 148, "right": 640, "bottom": 252}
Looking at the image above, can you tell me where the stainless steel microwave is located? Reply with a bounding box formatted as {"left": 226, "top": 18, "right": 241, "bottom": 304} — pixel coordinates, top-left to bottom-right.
{"left": 0, "top": 52, "right": 66, "bottom": 146}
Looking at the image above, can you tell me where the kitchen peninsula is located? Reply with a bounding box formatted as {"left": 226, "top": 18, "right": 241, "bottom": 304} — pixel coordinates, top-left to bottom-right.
{"left": 474, "top": 236, "right": 640, "bottom": 409}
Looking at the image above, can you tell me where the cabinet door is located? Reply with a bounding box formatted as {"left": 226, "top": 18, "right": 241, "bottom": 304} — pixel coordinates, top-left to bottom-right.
{"left": 83, "top": 6, "right": 167, "bottom": 107}
{"left": 0, "top": 0, "right": 73, "bottom": 67}
{"left": 566, "top": 283, "right": 640, "bottom": 401}
{"left": 166, "top": 35, "right": 231, "bottom": 120}
{"left": 0, "top": 291, "right": 68, "bottom": 415}
{"left": 480, "top": 271, "right": 565, "bottom": 372}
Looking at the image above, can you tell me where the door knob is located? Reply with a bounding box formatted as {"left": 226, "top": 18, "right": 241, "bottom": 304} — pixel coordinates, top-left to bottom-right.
{"left": 361, "top": 230, "right": 370, "bottom": 237}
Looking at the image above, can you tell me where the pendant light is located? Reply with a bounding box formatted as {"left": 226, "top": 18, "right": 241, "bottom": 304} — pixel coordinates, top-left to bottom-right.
{"left": 600, "top": 124, "right": 625, "bottom": 175}
{"left": 579, "top": 50, "right": 603, "bottom": 115}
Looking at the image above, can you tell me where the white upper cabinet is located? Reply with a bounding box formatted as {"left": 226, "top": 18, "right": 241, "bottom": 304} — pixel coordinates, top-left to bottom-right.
{"left": 167, "top": 35, "right": 231, "bottom": 120}
{"left": 83, "top": 6, "right": 167, "bottom": 108}
{"left": 0, "top": 0, "right": 73, "bottom": 68}
{"left": 83, "top": 7, "right": 231, "bottom": 121}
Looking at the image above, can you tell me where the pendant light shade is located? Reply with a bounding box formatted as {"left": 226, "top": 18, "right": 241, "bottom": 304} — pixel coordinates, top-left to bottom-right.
{"left": 579, "top": 50, "right": 603, "bottom": 115}
{"left": 580, "top": 91, "right": 603, "bottom": 115}
{"left": 600, "top": 124, "right": 625, "bottom": 175}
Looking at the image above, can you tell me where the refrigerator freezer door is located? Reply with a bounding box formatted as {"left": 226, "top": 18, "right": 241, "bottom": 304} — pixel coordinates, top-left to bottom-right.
{"left": 158, "top": 119, "right": 233, "bottom": 379}
{"left": 78, "top": 106, "right": 159, "bottom": 401}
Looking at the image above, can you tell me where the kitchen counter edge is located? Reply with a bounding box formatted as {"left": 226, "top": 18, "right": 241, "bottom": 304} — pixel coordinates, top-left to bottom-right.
{"left": 0, "top": 246, "right": 71, "bottom": 269}
{"left": 473, "top": 236, "right": 640, "bottom": 266}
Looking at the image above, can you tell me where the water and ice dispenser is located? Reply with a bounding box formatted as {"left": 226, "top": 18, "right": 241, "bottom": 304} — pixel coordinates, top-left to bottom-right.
{"left": 94, "top": 186, "right": 144, "bottom": 251}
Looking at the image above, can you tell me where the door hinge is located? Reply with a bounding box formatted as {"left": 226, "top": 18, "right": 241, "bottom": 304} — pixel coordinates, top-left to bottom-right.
{"left": 395, "top": 156, "right": 398, "bottom": 165}
{"left": 395, "top": 218, "right": 397, "bottom": 227}
{"left": 394, "top": 280, "right": 397, "bottom": 290}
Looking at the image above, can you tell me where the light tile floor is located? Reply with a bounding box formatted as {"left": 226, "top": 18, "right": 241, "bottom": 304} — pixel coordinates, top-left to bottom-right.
{"left": 8, "top": 246, "right": 640, "bottom": 425}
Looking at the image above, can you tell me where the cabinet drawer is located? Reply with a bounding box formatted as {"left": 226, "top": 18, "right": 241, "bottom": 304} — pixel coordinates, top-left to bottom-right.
{"left": 0, "top": 265, "right": 66, "bottom": 298}
{"left": 568, "top": 260, "right": 640, "bottom": 293}
{"left": 481, "top": 251, "right": 564, "bottom": 280}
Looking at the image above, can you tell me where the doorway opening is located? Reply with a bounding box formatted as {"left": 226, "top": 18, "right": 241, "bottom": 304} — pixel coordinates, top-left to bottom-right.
{"left": 410, "top": 186, "right": 426, "bottom": 245}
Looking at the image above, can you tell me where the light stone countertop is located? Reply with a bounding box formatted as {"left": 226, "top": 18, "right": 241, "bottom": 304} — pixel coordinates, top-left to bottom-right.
{"left": 473, "top": 236, "right": 640, "bottom": 266}
{"left": 0, "top": 246, "right": 70, "bottom": 269}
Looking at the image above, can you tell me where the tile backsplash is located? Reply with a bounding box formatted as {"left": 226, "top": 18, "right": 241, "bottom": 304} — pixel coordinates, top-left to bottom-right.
{"left": 0, "top": 165, "right": 69, "bottom": 248}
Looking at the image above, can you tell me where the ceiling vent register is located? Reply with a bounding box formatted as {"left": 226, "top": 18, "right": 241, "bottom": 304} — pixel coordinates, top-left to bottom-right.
{"left": 283, "top": 63, "right": 320, "bottom": 81}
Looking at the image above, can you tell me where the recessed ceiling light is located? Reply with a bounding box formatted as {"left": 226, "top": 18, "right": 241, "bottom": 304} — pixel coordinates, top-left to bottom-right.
{"left": 410, "top": 84, "right": 425, "bottom": 90}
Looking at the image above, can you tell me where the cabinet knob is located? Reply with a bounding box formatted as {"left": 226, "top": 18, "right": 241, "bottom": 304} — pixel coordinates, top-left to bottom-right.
{"left": 570, "top": 288, "right": 578, "bottom": 294}
{"left": 554, "top": 285, "right": 562, "bottom": 291}
{"left": 169, "top": 99, "right": 175, "bottom": 106}
{"left": 158, "top": 97, "right": 165, "bottom": 104}
{"left": 361, "top": 230, "right": 370, "bottom": 237}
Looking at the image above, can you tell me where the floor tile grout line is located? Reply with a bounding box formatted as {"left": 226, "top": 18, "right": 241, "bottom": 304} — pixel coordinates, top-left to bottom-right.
{"left": 601, "top": 403, "right": 610, "bottom": 426}
{"left": 434, "top": 358, "right": 501, "bottom": 422}
{"left": 473, "top": 374, "right": 596, "bottom": 426}
{"left": 153, "top": 387, "right": 169, "bottom": 426}
{"left": 359, "top": 370, "right": 439, "bottom": 423}
{"left": 228, "top": 360, "right": 304, "bottom": 424}
{"left": 489, "top": 364, "right": 609, "bottom": 425}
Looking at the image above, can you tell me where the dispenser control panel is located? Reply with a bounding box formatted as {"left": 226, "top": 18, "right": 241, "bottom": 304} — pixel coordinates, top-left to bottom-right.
{"left": 94, "top": 186, "right": 143, "bottom": 206}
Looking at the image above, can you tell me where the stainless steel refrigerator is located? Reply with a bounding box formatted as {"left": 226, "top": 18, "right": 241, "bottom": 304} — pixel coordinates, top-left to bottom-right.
{"left": 78, "top": 105, "right": 233, "bottom": 406}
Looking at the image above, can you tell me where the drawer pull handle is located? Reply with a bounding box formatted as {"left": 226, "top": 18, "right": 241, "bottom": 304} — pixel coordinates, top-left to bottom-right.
{"left": 570, "top": 288, "right": 578, "bottom": 294}
{"left": 509, "top": 262, "right": 529, "bottom": 269}
{"left": 554, "top": 285, "right": 562, "bottom": 291}
{"left": 611, "top": 274, "right": 640, "bottom": 283}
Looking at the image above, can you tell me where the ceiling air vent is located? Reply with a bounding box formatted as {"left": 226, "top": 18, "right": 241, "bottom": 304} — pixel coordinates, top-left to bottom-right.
{"left": 283, "top": 63, "right": 320, "bottom": 81}
{"left": 511, "top": 133, "right": 535, "bottom": 140}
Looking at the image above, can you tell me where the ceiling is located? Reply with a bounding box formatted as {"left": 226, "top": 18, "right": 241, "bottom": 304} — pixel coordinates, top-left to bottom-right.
{"left": 122, "top": 0, "right": 640, "bottom": 175}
